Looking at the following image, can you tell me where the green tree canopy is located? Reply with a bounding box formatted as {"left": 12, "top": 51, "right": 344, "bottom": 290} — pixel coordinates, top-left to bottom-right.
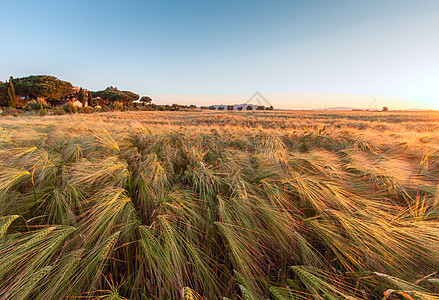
{"left": 78, "top": 87, "right": 85, "bottom": 105}
{"left": 139, "top": 96, "right": 152, "bottom": 104}
{"left": 0, "top": 81, "right": 6, "bottom": 103}
{"left": 7, "top": 76, "right": 16, "bottom": 108}
{"left": 11, "top": 75, "right": 73, "bottom": 101}
{"left": 88, "top": 91, "right": 94, "bottom": 106}
{"left": 93, "top": 87, "right": 139, "bottom": 103}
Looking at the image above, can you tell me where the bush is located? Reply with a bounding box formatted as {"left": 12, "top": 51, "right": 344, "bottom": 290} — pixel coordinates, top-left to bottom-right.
{"left": 52, "top": 107, "right": 66, "bottom": 115}
{"left": 135, "top": 105, "right": 150, "bottom": 111}
{"left": 82, "top": 106, "right": 94, "bottom": 114}
{"left": 101, "top": 104, "right": 111, "bottom": 112}
{"left": 1, "top": 108, "right": 22, "bottom": 117}
{"left": 110, "top": 101, "right": 124, "bottom": 111}
{"left": 39, "top": 109, "right": 47, "bottom": 116}
{"left": 63, "top": 103, "right": 78, "bottom": 114}
{"left": 24, "top": 100, "right": 51, "bottom": 111}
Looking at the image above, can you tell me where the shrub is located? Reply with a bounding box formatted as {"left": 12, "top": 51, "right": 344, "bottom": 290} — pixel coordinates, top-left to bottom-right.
{"left": 101, "top": 104, "right": 111, "bottom": 112}
{"left": 39, "top": 108, "right": 47, "bottom": 116}
{"left": 24, "top": 100, "right": 51, "bottom": 111}
{"left": 82, "top": 106, "right": 94, "bottom": 114}
{"left": 52, "top": 107, "right": 66, "bottom": 115}
{"left": 110, "top": 101, "right": 124, "bottom": 111}
{"left": 63, "top": 103, "right": 78, "bottom": 114}
{"left": 1, "top": 107, "right": 22, "bottom": 116}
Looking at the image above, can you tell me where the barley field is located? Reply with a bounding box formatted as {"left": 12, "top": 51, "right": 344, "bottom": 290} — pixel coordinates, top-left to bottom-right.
{"left": 1, "top": 110, "right": 439, "bottom": 299}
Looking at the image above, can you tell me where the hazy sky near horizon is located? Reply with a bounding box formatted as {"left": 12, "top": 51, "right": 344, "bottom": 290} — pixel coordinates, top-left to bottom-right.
{"left": 1, "top": 0, "right": 439, "bottom": 109}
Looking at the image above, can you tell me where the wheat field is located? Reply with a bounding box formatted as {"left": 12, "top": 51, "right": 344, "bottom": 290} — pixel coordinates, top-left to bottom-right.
{"left": 1, "top": 110, "right": 439, "bottom": 299}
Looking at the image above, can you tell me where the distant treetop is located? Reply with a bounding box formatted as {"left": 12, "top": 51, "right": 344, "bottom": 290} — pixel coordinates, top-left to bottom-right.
{"left": 11, "top": 75, "right": 73, "bottom": 101}
{"left": 93, "top": 87, "right": 139, "bottom": 103}
{"left": 138, "top": 96, "right": 152, "bottom": 104}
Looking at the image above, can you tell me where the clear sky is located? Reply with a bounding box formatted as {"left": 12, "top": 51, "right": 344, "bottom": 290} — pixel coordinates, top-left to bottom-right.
{"left": 1, "top": 0, "right": 438, "bottom": 110}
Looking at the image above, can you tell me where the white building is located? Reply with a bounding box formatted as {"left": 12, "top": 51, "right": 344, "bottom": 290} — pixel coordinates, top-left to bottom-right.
{"left": 212, "top": 104, "right": 259, "bottom": 110}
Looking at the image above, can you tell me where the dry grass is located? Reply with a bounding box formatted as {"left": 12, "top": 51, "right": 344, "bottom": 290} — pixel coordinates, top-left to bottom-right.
{"left": 0, "top": 110, "right": 439, "bottom": 299}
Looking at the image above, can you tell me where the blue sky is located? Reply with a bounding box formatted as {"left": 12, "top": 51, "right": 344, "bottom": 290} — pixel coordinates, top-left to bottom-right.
{"left": 1, "top": 0, "right": 439, "bottom": 109}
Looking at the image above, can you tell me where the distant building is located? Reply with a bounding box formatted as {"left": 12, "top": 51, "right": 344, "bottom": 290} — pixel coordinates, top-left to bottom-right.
{"left": 72, "top": 100, "right": 84, "bottom": 108}
{"left": 72, "top": 86, "right": 81, "bottom": 94}
{"left": 60, "top": 86, "right": 89, "bottom": 107}
{"left": 210, "top": 104, "right": 259, "bottom": 110}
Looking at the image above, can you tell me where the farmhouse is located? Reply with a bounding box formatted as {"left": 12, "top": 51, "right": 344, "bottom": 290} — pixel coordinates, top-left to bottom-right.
{"left": 58, "top": 86, "right": 90, "bottom": 107}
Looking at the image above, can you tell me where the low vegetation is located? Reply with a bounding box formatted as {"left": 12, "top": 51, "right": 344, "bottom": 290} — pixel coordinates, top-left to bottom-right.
{"left": 0, "top": 110, "right": 439, "bottom": 299}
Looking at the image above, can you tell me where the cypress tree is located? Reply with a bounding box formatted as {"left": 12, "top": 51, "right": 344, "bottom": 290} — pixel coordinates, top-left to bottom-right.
{"left": 78, "top": 87, "right": 85, "bottom": 105}
{"left": 7, "top": 76, "right": 16, "bottom": 108}
{"left": 88, "top": 91, "right": 94, "bottom": 106}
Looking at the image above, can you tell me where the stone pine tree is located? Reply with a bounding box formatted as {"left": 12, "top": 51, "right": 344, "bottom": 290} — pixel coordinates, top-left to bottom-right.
{"left": 139, "top": 96, "right": 152, "bottom": 105}
{"left": 7, "top": 76, "right": 16, "bottom": 108}
{"left": 78, "top": 87, "right": 85, "bottom": 106}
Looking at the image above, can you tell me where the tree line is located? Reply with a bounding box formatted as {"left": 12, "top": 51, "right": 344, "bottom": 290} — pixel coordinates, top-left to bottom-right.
{"left": 0, "top": 75, "right": 140, "bottom": 108}
{"left": 0, "top": 75, "right": 275, "bottom": 113}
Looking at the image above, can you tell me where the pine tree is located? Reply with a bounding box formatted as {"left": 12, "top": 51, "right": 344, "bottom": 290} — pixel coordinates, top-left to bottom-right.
{"left": 78, "top": 87, "right": 85, "bottom": 105}
{"left": 7, "top": 76, "right": 16, "bottom": 108}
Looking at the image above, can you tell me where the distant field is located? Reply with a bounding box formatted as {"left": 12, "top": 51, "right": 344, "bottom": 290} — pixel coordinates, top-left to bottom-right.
{"left": 4, "top": 109, "right": 439, "bottom": 128}
{"left": 1, "top": 110, "right": 439, "bottom": 299}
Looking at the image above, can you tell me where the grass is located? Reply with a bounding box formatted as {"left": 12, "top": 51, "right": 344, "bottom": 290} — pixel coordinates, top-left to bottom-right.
{"left": 0, "top": 110, "right": 439, "bottom": 299}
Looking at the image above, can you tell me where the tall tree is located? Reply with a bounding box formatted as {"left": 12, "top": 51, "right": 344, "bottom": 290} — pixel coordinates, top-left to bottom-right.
{"left": 88, "top": 91, "right": 93, "bottom": 106}
{"left": 78, "top": 87, "right": 85, "bottom": 105}
{"left": 7, "top": 76, "right": 16, "bottom": 108}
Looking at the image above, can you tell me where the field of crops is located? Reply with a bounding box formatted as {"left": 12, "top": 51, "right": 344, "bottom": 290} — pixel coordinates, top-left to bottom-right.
{"left": 1, "top": 110, "right": 439, "bottom": 299}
